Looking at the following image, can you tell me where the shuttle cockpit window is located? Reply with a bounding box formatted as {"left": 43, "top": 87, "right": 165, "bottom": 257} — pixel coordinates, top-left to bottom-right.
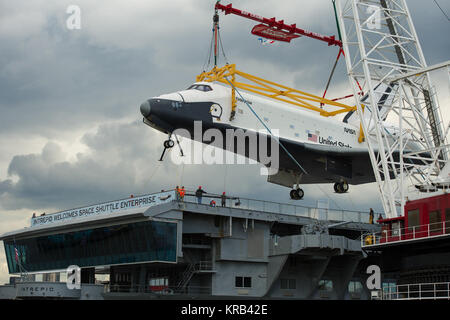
{"left": 187, "top": 84, "right": 212, "bottom": 92}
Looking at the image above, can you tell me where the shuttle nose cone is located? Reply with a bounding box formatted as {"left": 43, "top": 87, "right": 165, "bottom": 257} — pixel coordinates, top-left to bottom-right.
{"left": 140, "top": 100, "right": 151, "bottom": 117}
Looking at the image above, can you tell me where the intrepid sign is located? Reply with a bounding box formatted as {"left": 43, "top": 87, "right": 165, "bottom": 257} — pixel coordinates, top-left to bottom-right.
{"left": 31, "top": 190, "right": 176, "bottom": 227}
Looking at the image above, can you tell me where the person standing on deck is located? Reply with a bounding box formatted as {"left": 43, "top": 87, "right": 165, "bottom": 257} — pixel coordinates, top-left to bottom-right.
{"left": 195, "top": 186, "right": 206, "bottom": 204}
{"left": 180, "top": 186, "right": 186, "bottom": 201}
{"left": 221, "top": 192, "right": 226, "bottom": 207}
{"left": 176, "top": 186, "right": 180, "bottom": 200}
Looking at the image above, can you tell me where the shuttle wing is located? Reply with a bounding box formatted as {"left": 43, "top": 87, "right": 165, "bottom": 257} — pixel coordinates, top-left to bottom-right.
{"left": 266, "top": 139, "right": 374, "bottom": 188}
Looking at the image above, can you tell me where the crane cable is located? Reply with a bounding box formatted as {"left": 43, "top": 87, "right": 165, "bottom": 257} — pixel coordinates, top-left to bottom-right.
{"left": 148, "top": 161, "right": 162, "bottom": 182}
{"left": 434, "top": 0, "right": 450, "bottom": 21}
{"left": 224, "top": 77, "right": 308, "bottom": 175}
{"left": 225, "top": 74, "right": 354, "bottom": 211}
{"left": 321, "top": 0, "right": 364, "bottom": 104}
{"left": 202, "top": 30, "right": 215, "bottom": 72}
{"left": 320, "top": 0, "right": 343, "bottom": 105}
{"left": 202, "top": 2, "right": 229, "bottom": 72}
{"left": 314, "top": 184, "right": 343, "bottom": 211}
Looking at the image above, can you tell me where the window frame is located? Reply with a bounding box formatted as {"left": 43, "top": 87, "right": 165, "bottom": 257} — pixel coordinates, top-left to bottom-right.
{"left": 235, "top": 276, "right": 252, "bottom": 288}
{"left": 429, "top": 209, "right": 442, "bottom": 233}
{"left": 318, "top": 279, "right": 333, "bottom": 292}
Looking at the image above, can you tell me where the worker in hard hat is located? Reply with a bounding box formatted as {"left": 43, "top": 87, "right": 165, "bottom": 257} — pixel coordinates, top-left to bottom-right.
{"left": 195, "top": 186, "right": 207, "bottom": 204}
{"left": 175, "top": 186, "right": 180, "bottom": 200}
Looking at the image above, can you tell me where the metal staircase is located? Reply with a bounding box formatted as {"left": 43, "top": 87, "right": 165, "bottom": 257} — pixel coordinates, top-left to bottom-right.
{"left": 175, "top": 261, "right": 215, "bottom": 292}
{"left": 176, "top": 263, "right": 196, "bottom": 292}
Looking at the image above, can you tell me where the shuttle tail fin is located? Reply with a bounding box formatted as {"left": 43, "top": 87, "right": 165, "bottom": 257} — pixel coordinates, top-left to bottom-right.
{"left": 343, "top": 83, "right": 397, "bottom": 126}
{"left": 436, "top": 161, "right": 450, "bottom": 184}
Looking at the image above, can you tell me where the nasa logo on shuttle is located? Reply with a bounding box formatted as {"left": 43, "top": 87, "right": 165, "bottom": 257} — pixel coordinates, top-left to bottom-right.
{"left": 344, "top": 127, "right": 356, "bottom": 135}
{"left": 210, "top": 104, "right": 222, "bottom": 120}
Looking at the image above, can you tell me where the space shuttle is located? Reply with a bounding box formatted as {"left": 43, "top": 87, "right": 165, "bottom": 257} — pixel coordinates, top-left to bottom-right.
{"left": 140, "top": 79, "right": 422, "bottom": 200}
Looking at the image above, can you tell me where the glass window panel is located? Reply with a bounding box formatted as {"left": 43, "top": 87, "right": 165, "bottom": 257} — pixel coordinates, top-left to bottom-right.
{"left": 408, "top": 209, "right": 420, "bottom": 228}
{"left": 391, "top": 221, "right": 401, "bottom": 236}
{"left": 244, "top": 277, "right": 252, "bottom": 288}
{"left": 3, "top": 220, "right": 176, "bottom": 272}
{"left": 289, "top": 279, "right": 296, "bottom": 289}
{"left": 348, "top": 281, "right": 363, "bottom": 293}
{"left": 429, "top": 210, "right": 441, "bottom": 232}
{"left": 319, "top": 280, "right": 333, "bottom": 292}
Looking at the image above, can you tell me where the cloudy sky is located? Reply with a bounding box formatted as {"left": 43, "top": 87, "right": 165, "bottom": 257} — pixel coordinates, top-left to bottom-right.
{"left": 0, "top": 0, "right": 449, "bottom": 283}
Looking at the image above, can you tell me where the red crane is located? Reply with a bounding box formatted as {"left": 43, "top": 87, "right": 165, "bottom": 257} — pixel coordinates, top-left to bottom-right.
{"left": 213, "top": 2, "right": 362, "bottom": 102}
{"left": 215, "top": 2, "right": 342, "bottom": 47}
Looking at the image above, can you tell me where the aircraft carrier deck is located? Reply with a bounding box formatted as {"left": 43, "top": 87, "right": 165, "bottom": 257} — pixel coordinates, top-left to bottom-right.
{"left": 0, "top": 189, "right": 383, "bottom": 300}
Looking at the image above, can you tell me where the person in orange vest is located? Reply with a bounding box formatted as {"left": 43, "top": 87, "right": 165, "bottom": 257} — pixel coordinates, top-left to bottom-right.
{"left": 175, "top": 186, "right": 180, "bottom": 200}
{"left": 179, "top": 186, "right": 186, "bottom": 201}
{"left": 210, "top": 199, "right": 216, "bottom": 207}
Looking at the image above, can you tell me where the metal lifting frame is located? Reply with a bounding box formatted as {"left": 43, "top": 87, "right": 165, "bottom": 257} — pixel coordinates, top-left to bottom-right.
{"left": 335, "top": 0, "right": 449, "bottom": 218}
{"left": 212, "top": 2, "right": 362, "bottom": 122}
{"left": 196, "top": 64, "right": 357, "bottom": 119}
{"left": 215, "top": 1, "right": 359, "bottom": 109}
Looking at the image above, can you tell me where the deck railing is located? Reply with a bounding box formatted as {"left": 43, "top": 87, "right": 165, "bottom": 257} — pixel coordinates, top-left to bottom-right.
{"left": 104, "top": 284, "right": 211, "bottom": 295}
{"left": 181, "top": 191, "right": 378, "bottom": 223}
{"left": 28, "top": 189, "right": 381, "bottom": 228}
{"left": 361, "top": 220, "right": 450, "bottom": 247}
{"left": 382, "top": 281, "right": 450, "bottom": 300}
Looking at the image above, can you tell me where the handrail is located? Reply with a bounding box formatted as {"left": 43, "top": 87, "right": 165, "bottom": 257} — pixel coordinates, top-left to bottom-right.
{"left": 181, "top": 191, "right": 379, "bottom": 223}
{"left": 382, "top": 281, "right": 450, "bottom": 300}
{"left": 195, "top": 260, "right": 214, "bottom": 271}
{"left": 27, "top": 188, "right": 381, "bottom": 228}
{"left": 361, "top": 219, "right": 450, "bottom": 247}
{"left": 104, "top": 284, "right": 211, "bottom": 295}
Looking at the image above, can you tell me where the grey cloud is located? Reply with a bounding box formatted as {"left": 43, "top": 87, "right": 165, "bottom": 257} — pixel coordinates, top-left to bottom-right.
{"left": 0, "top": 180, "right": 12, "bottom": 195}
{"left": 1, "top": 0, "right": 447, "bottom": 139}
{"left": 0, "top": 0, "right": 445, "bottom": 215}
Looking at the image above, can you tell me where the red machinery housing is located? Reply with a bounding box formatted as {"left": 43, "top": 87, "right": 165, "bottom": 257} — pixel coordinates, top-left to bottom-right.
{"left": 378, "top": 193, "right": 450, "bottom": 243}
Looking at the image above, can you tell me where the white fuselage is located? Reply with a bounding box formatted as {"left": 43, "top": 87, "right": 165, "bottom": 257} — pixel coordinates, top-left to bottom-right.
{"left": 159, "top": 82, "right": 369, "bottom": 152}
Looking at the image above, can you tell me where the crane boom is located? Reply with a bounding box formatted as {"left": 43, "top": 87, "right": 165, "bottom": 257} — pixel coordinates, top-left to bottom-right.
{"left": 215, "top": 2, "right": 342, "bottom": 47}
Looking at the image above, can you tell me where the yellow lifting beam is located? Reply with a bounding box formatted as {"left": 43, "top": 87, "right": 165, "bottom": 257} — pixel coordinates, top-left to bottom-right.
{"left": 196, "top": 64, "right": 357, "bottom": 121}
